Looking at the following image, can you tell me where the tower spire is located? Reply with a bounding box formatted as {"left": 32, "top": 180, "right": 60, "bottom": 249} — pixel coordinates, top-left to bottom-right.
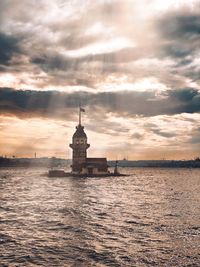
{"left": 78, "top": 103, "right": 85, "bottom": 126}
{"left": 79, "top": 104, "right": 81, "bottom": 125}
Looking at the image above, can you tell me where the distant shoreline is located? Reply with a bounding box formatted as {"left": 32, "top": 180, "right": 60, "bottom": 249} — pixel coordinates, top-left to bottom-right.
{"left": 109, "top": 159, "right": 200, "bottom": 168}
{"left": 0, "top": 157, "right": 200, "bottom": 168}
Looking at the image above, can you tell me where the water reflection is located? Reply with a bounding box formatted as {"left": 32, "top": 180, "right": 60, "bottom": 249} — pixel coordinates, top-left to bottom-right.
{"left": 0, "top": 168, "right": 199, "bottom": 266}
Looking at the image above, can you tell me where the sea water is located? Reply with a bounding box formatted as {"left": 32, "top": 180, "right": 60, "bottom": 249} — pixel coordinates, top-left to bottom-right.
{"left": 0, "top": 168, "right": 199, "bottom": 266}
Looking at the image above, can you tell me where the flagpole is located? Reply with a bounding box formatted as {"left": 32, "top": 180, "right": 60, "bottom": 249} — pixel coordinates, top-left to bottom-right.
{"left": 79, "top": 107, "right": 81, "bottom": 125}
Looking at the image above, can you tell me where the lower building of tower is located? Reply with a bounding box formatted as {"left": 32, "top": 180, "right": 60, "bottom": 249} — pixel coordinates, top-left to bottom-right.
{"left": 69, "top": 122, "right": 109, "bottom": 175}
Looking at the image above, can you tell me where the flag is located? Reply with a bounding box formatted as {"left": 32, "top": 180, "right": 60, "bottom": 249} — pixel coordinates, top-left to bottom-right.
{"left": 80, "top": 107, "right": 85, "bottom": 112}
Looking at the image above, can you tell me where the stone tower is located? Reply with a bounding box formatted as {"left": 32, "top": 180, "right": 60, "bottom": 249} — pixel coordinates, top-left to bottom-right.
{"left": 69, "top": 108, "right": 90, "bottom": 173}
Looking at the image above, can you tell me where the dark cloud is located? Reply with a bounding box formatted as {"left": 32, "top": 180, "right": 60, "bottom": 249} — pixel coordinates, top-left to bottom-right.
{"left": 32, "top": 53, "right": 74, "bottom": 72}
{"left": 31, "top": 46, "right": 142, "bottom": 73}
{"left": 162, "top": 45, "right": 191, "bottom": 59}
{"left": 159, "top": 14, "right": 200, "bottom": 40}
{"left": 0, "top": 87, "right": 199, "bottom": 120}
{"left": 131, "top": 132, "right": 144, "bottom": 140}
{"left": 158, "top": 12, "right": 200, "bottom": 60}
{"left": 151, "top": 129, "right": 176, "bottom": 138}
{"left": 155, "top": 10, "right": 200, "bottom": 88}
{"left": 29, "top": 47, "right": 144, "bottom": 89}
{"left": 168, "top": 88, "right": 200, "bottom": 114}
{"left": 144, "top": 122, "right": 176, "bottom": 138}
{"left": 169, "top": 88, "right": 198, "bottom": 102}
{"left": 0, "top": 32, "right": 20, "bottom": 65}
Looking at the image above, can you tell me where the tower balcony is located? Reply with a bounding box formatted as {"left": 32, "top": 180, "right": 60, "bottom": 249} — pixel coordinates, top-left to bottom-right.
{"left": 69, "top": 143, "right": 90, "bottom": 149}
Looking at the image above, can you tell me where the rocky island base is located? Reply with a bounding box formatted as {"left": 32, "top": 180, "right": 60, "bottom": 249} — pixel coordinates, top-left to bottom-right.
{"left": 48, "top": 169, "right": 129, "bottom": 178}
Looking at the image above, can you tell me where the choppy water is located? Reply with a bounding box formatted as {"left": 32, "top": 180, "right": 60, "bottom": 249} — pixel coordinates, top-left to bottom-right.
{"left": 0, "top": 168, "right": 199, "bottom": 267}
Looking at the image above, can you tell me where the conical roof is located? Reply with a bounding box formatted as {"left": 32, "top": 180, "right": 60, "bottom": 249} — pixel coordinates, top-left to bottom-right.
{"left": 73, "top": 124, "right": 87, "bottom": 138}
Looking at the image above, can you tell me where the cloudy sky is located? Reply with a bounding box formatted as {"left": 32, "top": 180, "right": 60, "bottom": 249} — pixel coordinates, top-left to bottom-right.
{"left": 0, "top": 0, "right": 200, "bottom": 160}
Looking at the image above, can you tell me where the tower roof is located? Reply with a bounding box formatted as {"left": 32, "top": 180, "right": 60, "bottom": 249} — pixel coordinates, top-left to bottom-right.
{"left": 73, "top": 124, "right": 87, "bottom": 138}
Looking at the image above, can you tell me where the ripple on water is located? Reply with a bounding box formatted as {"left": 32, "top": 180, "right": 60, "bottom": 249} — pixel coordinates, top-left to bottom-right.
{"left": 0, "top": 167, "right": 200, "bottom": 266}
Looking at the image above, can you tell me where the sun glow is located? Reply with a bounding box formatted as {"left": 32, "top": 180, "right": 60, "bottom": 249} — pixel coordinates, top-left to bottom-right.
{"left": 64, "top": 37, "right": 135, "bottom": 57}
{"left": 0, "top": 74, "right": 18, "bottom": 87}
{"left": 96, "top": 76, "right": 168, "bottom": 92}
